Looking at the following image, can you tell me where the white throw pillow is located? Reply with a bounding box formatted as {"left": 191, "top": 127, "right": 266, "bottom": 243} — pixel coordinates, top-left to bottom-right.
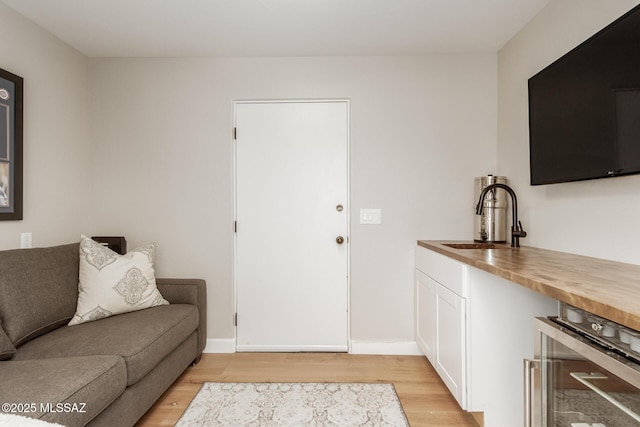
{"left": 68, "top": 236, "right": 169, "bottom": 326}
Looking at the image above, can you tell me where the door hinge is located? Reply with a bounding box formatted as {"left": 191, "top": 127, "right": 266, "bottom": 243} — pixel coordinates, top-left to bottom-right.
{"left": 234, "top": 313, "right": 238, "bottom": 326}
{"left": 234, "top": 221, "right": 237, "bottom": 232}
{"left": 233, "top": 127, "right": 237, "bottom": 140}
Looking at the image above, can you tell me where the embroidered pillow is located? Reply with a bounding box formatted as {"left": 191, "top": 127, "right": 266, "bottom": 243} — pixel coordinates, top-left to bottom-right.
{"left": 69, "top": 236, "right": 168, "bottom": 326}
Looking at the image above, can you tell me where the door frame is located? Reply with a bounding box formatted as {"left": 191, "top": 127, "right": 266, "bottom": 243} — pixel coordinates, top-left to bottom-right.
{"left": 232, "top": 99, "right": 351, "bottom": 352}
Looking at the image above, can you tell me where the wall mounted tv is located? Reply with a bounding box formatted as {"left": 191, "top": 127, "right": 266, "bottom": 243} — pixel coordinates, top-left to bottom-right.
{"left": 528, "top": 4, "right": 640, "bottom": 185}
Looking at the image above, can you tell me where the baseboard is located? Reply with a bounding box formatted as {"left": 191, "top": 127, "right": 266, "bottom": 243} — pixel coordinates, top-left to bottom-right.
{"left": 203, "top": 338, "right": 236, "bottom": 353}
{"left": 236, "top": 344, "right": 348, "bottom": 352}
{"left": 349, "top": 340, "right": 424, "bottom": 355}
{"left": 203, "top": 339, "right": 425, "bottom": 355}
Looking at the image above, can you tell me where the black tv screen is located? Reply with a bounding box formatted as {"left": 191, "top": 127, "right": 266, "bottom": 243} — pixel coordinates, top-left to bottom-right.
{"left": 528, "top": 4, "right": 640, "bottom": 185}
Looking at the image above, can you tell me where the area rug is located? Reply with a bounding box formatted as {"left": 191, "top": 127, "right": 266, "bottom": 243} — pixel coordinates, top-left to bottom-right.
{"left": 175, "top": 382, "right": 409, "bottom": 426}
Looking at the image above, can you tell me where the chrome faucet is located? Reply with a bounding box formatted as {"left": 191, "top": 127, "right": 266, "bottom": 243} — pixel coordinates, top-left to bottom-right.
{"left": 475, "top": 183, "right": 527, "bottom": 247}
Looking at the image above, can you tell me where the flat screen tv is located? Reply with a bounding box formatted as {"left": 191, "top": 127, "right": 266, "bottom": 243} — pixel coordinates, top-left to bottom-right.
{"left": 528, "top": 4, "right": 640, "bottom": 185}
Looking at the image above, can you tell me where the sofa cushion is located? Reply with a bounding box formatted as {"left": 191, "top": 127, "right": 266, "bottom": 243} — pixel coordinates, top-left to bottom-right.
{"left": 0, "top": 243, "right": 79, "bottom": 346}
{"left": 13, "top": 304, "right": 198, "bottom": 386}
{"left": 0, "top": 355, "right": 126, "bottom": 426}
{"left": 0, "top": 321, "right": 15, "bottom": 360}
{"left": 69, "top": 236, "right": 168, "bottom": 326}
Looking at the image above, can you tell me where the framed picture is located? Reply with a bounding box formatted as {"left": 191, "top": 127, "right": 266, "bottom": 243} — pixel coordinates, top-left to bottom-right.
{"left": 0, "top": 68, "right": 23, "bottom": 220}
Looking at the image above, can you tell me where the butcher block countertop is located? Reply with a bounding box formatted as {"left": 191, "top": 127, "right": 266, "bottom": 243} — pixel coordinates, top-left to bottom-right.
{"left": 418, "top": 240, "right": 640, "bottom": 332}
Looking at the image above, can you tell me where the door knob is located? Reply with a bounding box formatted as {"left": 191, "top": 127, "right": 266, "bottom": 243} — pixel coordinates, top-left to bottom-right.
{"left": 336, "top": 236, "right": 345, "bottom": 244}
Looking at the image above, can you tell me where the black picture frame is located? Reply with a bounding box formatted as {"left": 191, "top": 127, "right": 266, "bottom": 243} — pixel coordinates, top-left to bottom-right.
{"left": 0, "top": 68, "right": 23, "bottom": 220}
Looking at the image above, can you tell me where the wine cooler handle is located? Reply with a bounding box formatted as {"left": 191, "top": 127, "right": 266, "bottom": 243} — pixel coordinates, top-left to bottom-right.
{"left": 524, "top": 359, "right": 539, "bottom": 427}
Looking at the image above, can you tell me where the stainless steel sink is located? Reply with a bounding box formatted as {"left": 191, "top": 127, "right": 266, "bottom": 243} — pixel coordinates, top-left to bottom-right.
{"left": 443, "top": 243, "right": 511, "bottom": 250}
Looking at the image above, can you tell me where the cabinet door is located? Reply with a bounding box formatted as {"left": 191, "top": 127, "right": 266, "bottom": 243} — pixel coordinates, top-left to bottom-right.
{"left": 436, "top": 284, "right": 466, "bottom": 409}
{"left": 416, "top": 270, "right": 437, "bottom": 363}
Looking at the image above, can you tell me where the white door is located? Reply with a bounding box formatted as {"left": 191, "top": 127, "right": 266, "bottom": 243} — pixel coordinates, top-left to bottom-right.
{"left": 235, "top": 100, "right": 349, "bottom": 352}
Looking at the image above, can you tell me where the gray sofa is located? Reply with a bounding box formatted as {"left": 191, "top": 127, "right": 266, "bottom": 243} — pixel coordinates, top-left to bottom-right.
{"left": 0, "top": 242, "right": 207, "bottom": 426}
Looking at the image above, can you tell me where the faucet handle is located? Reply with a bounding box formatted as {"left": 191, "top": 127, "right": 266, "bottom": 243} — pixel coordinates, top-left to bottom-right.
{"left": 514, "top": 221, "right": 527, "bottom": 237}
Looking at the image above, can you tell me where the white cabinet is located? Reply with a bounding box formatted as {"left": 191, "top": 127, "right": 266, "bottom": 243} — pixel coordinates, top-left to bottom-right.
{"left": 415, "top": 270, "right": 436, "bottom": 362}
{"left": 435, "top": 284, "right": 466, "bottom": 407}
{"left": 415, "top": 245, "right": 557, "bottom": 426}
{"left": 415, "top": 247, "right": 468, "bottom": 408}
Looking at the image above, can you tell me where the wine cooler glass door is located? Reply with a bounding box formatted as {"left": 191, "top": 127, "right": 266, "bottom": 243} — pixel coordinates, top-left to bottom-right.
{"left": 536, "top": 318, "right": 640, "bottom": 427}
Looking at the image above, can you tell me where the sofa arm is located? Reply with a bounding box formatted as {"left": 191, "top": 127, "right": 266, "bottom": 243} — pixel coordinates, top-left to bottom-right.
{"left": 156, "top": 278, "right": 207, "bottom": 356}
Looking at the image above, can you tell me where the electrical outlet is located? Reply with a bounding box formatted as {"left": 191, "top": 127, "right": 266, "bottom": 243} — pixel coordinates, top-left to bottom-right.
{"left": 20, "top": 232, "right": 32, "bottom": 248}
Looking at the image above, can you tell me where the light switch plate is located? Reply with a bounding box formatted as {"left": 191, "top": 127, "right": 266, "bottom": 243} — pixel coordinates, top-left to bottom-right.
{"left": 360, "top": 208, "right": 382, "bottom": 224}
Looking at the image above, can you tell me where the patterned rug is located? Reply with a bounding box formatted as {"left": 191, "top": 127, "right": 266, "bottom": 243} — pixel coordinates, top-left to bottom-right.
{"left": 175, "top": 382, "right": 409, "bottom": 426}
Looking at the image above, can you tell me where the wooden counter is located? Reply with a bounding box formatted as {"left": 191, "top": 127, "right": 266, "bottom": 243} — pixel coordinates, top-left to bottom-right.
{"left": 418, "top": 240, "right": 640, "bottom": 331}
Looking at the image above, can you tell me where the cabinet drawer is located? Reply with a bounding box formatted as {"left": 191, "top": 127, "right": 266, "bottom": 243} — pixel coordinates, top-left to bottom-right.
{"left": 416, "top": 246, "right": 467, "bottom": 297}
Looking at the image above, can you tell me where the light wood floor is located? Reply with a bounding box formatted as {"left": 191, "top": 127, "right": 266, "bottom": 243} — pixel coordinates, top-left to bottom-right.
{"left": 136, "top": 353, "right": 479, "bottom": 427}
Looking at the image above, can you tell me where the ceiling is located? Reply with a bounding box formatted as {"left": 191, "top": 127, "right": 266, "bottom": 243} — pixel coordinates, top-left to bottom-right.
{"left": 1, "top": 0, "right": 551, "bottom": 58}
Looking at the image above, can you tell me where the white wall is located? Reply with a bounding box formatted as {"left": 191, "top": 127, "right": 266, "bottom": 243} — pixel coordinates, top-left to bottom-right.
{"left": 0, "top": 3, "right": 91, "bottom": 250}
{"left": 89, "top": 55, "right": 498, "bottom": 344}
{"left": 13, "top": 0, "right": 636, "bottom": 349}
{"left": 498, "top": 0, "right": 640, "bottom": 264}
{"left": 7, "top": 0, "right": 639, "bottom": 349}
